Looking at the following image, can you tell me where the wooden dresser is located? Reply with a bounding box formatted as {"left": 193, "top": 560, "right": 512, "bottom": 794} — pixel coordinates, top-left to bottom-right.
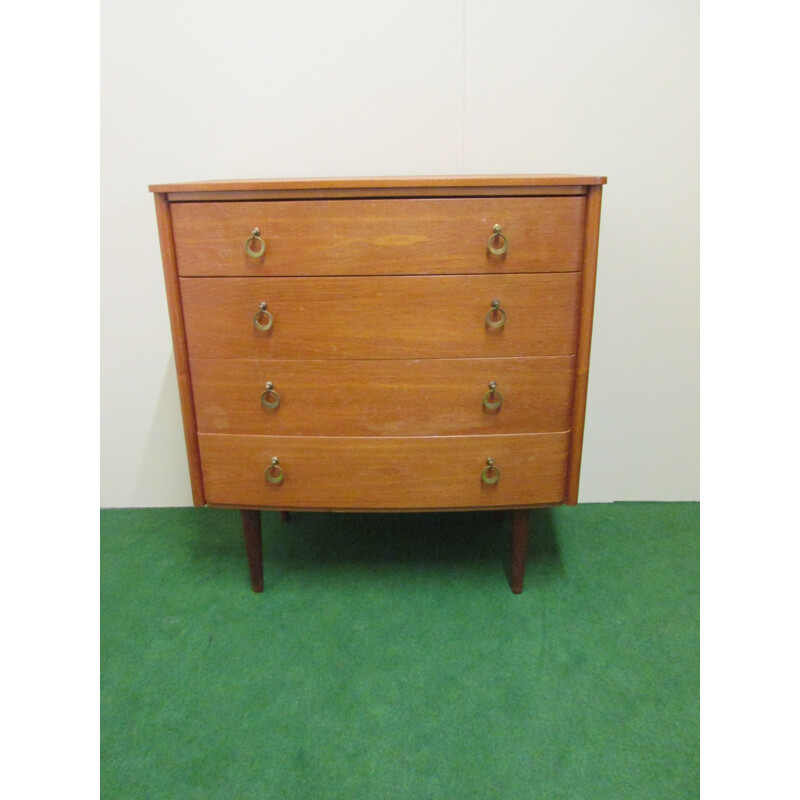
{"left": 150, "top": 175, "right": 605, "bottom": 593}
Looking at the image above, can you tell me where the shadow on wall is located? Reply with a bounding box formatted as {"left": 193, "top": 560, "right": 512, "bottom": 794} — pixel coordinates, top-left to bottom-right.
{"left": 133, "top": 355, "right": 195, "bottom": 506}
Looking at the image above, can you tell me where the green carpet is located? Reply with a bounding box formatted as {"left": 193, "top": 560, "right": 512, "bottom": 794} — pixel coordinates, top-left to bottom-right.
{"left": 101, "top": 503, "right": 699, "bottom": 799}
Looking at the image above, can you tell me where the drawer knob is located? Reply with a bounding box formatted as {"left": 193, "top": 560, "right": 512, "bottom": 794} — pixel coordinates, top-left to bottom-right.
{"left": 482, "top": 457, "right": 500, "bottom": 485}
{"left": 487, "top": 224, "right": 509, "bottom": 256}
{"left": 485, "top": 299, "right": 506, "bottom": 328}
{"left": 265, "top": 457, "right": 284, "bottom": 484}
{"left": 253, "top": 301, "right": 274, "bottom": 331}
{"left": 483, "top": 381, "right": 503, "bottom": 410}
{"left": 260, "top": 381, "right": 281, "bottom": 409}
{"left": 245, "top": 228, "right": 266, "bottom": 258}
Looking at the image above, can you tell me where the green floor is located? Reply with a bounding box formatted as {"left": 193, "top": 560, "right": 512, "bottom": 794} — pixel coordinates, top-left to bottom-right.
{"left": 101, "top": 503, "right": 699, "bottom": 799}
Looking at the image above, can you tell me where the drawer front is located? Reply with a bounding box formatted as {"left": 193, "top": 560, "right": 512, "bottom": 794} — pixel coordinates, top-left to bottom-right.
{"left": 171, "top": 197, "right": 585, "bottom": 277}
{"left": 191, "top": 356, "right": 576, "bottom": 436}
{"left": 198, "top": 432, "right": 569, "bottom": 509}
{"left": 180, "top": 273, "right": 581, "bottom": 360}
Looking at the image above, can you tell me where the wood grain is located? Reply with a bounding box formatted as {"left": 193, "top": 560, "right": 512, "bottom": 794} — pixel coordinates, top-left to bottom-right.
{"left": 171, "top": 197, "right": 586, "bottom": 276}
{"left": 179, "top": 273, "right": 581, "bottom": 360}
{"left": 198, "top": 432, "right": 570, "bottom": 510}
{"left": 190, "top": 356, "right": 576, "bottom": 436}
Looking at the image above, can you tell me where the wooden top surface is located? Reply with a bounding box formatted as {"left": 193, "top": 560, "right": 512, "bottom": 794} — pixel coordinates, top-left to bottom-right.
{"left": 149, "top": 174, "right": 607, "bottom": 193}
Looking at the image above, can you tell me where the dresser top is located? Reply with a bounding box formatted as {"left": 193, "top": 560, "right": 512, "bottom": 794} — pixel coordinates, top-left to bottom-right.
{"left": 149, "top": 174, "right": 606, "bottom": 194}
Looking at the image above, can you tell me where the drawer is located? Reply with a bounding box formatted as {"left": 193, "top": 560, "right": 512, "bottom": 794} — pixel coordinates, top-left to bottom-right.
{"left": 198, "top": 432, "right": 570, "bottom": 509}
{"left": 191, "top": 356, "right": 576, "bottom": 436}
{"left": 180, "top": 273, "right": 581, "bottom": 360}
{"left": 171, "top": 197, "right": 586, "bottom": 277}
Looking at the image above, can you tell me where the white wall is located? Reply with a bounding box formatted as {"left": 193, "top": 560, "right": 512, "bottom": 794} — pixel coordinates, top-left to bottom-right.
{"left": 100, "top": 0, "right": 699, "bottom": 507}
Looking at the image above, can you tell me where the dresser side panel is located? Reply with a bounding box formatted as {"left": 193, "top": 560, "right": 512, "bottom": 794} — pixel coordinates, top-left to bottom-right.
{"left": 154, "top": 192, "right": 206, "bottom": 506}
{"left": 565, "top": 184, "right": 603, "bottom": 504}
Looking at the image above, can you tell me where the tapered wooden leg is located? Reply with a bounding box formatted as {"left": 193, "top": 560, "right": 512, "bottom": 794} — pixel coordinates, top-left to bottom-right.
{"left": 281, "top": 511, "right": 291, "bottom": 522}
{"left": 509, "top": 509, "right": 530, "bottom": 594}
{"left": 240, "top": 509, "right": 264, "bottom": 593}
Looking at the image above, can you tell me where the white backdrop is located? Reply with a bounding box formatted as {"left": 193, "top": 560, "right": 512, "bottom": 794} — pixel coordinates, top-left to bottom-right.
{"left": 100, "top": 0, "right": 699, "bottom": 507}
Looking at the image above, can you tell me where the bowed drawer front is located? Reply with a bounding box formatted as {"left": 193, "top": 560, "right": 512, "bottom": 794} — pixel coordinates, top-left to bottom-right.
{"left": 171, "top": 197, "right": 585, "bottom": 276}
{"left": 189, "top": 356, "right": 576, "bottom": 437}
{"left": 151, "top": 175, "right": 605, "bottom": 593}
{"left": 179, "top": 273, "right": 581, "bottom": 360}
{"left": 198, "top": 433, "right": 570, "bottom": 509}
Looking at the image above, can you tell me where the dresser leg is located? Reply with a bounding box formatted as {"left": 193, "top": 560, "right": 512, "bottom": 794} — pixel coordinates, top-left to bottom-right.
{"left": 281, "top": 511, "right": 291, "bottom": 523}
{"left": 240, "top": 509, "right": 264, "bottom": 593}
{"left": 509, "top": 509, "right": 530, "bottom": 594}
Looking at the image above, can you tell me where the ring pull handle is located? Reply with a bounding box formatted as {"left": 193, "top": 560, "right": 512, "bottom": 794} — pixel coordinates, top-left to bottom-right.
{"left": 481, "top": 457, "right": 500, "bottom": 485}
{"left": 485, "top": 299, "right": 506, "bottom": 328}
{"left": 265, "top": 456, "right": 284, "bottom": 484}
{"left": 483, "top": 381, "right": 503, "bottom": 410}
{"left": 253, "top": 301, "right": 274, "bottom": 332}
{"left": 487, "top": 224, "right": 509, "bottom": 256}
{"left": 245, "top": 227, "right": 266, "bottom": 258}
{"left": 260, "top": 381, "right": 281, "bottom": 410}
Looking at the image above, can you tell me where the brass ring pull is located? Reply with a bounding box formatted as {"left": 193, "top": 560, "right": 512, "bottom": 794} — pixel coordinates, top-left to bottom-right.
{"left": 265, "top": 457, "right": 284, "bottom": 484}
{"left": 260, "top": 381, "right": 281, "bottom": 409}
{"left": 253, "top": 302, "right": 274, "bottom": 331}
{"left": 245, "top": 228, "right": 266, "bottom": 258}
{"left": 485, "top": 299, "right": 506, "bottom": 328}
{"left": 481, "top": 457, "right": 500, "bottom": 485}
{"left": 483, "top": 381, "right": 503, "bottom": 410}
{"left": 487, "top": 224, "right": 509, "bottom": 256}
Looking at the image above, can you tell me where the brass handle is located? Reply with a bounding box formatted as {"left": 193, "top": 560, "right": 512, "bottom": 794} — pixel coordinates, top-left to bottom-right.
{"left": 245, "top": 228, "right": 266, "bottom": 258}
{"left": 265, "top": 457, "right": 284, "bottom": 484}
{"left": 485, "top": 299, "right": 506, "bottom": 328}
{"left": 487, "top": 224, "right": 508, "bottom": 255}
{"left": 483, "top": 381, "right": 503, "bottom": 410}
{"left": 481, "top": 457, "right": 500, "bottom": 485}
{"left": 260, "top": 381, "right": 281, "bottom": 409}
{"left": 253, "top": 301, "right": 274, "bottom": 331}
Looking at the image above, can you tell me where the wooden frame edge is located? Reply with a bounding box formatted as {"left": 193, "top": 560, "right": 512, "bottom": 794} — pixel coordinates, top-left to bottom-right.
{"left": 163, "top": 186, "right": 587, "bottom": 202}
{"left": 153, "top": 192, "right": 206, "bottom": 506}
{"left": 565, "top": 184, "right": 603, "bottom": 505}
{"left": 149, "top": 175, "right": 607, "bottom": 193}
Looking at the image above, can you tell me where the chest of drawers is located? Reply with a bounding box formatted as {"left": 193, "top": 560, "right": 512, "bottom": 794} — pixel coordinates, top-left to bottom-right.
{"left": 150, "top": 175, "right": 605, "bottom": 593}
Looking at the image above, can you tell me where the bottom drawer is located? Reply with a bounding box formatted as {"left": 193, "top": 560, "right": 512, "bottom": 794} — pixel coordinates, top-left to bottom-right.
{"left": 198, "top": 432, "right": 569, "bottom": 510}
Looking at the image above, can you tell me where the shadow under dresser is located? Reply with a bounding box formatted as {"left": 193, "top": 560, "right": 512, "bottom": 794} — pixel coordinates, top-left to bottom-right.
{"left": 150, "top": 175, "right": 605, "bottom": 593}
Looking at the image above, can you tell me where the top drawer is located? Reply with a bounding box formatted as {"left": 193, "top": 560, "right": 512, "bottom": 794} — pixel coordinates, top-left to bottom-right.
{"left": 171, "top": 196, "right": 586, "bottom": 277}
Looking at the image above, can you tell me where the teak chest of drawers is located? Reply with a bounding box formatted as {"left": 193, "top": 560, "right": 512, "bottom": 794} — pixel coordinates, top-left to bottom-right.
{"left": 150, "top": 175, "right": 605, "bottom": 593}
